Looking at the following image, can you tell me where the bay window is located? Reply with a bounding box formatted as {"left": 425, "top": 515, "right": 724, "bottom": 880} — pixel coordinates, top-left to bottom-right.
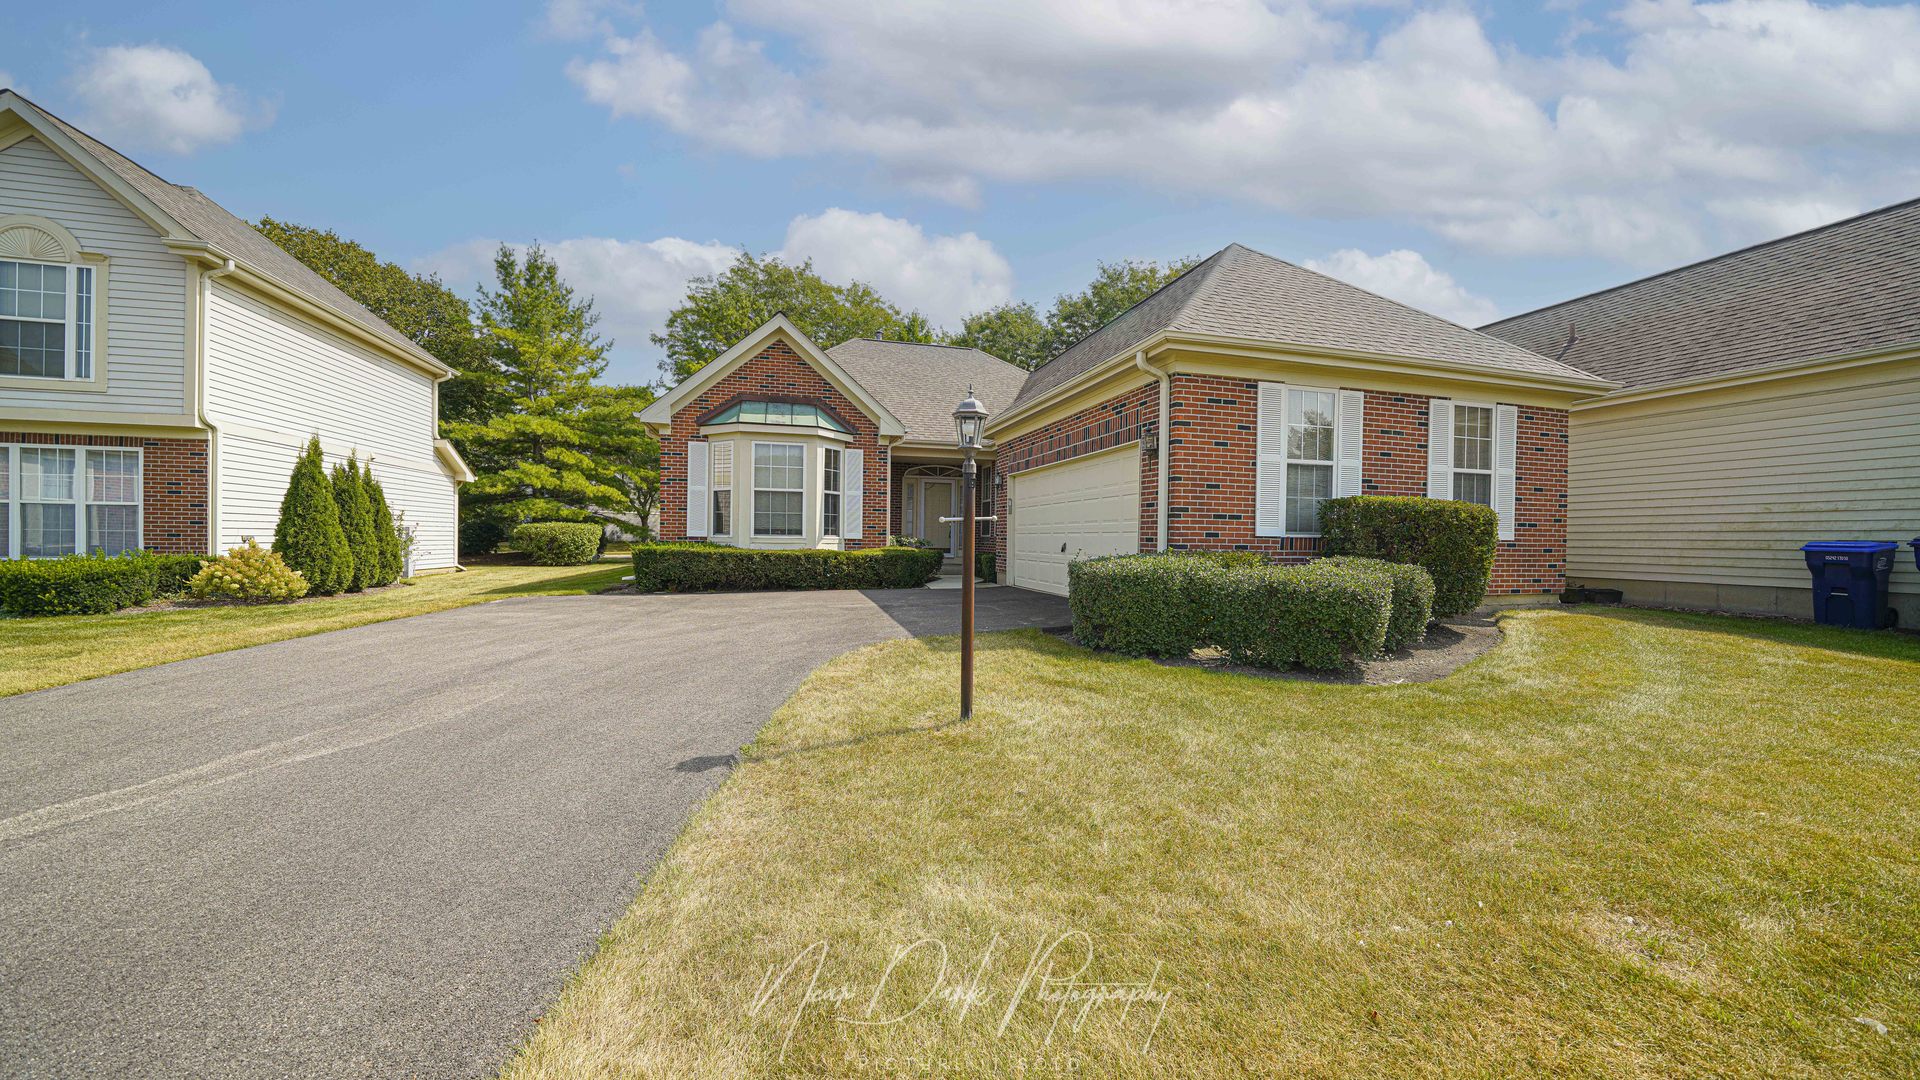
{"left": 2, "top": 445, "right": 143, "bottom": 559}
{"left": 752, "top": 442, "right": 805, "bottom": 538}
{"left": 822, "top": 448, "right": 841, "bottom": 538}
{"left": 710, "top": 442, "right": 733, "bottom": 537}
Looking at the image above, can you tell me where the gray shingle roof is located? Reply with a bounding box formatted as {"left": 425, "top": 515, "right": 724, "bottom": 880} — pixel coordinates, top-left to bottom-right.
{"left": 1009, "top": 243, "right": 1603, "bottom": 412}
{"left": 825, "top": 338, "right": 1028, "bottom": 444}
{"left": 11, "top": 93, "right": 438, "bottom": 369}
{"left": 1481, "top": 198, "right": 1920, "bottom": 390}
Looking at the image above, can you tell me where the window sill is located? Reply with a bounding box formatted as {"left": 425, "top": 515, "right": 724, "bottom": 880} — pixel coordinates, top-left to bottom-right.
{"left": 0, "top": 371, "right": 108, "bottom": 393}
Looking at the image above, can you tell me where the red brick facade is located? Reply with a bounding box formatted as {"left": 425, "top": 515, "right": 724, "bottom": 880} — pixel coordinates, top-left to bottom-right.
{"left": 658, "top": 339, "right": 890, "bottom": 547}
{"left": 2, "top": 430, "right": 210, "bottom": 554}
{"left": 993, "top": 374, "right": 1570, "bottom": 598}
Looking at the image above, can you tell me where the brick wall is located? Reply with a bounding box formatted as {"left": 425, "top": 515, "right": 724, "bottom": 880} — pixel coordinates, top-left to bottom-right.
{"left": 990, "top": 382, "right": 1159, "bottom": 578}
{"left": 658, "top": 339, "right": 890, "bottom": 547}
{"left": 993, "top": 374, "right": 1569, "bottom": 597}
{"left": 2, "top": 430, "right": 210, "bottom": 553}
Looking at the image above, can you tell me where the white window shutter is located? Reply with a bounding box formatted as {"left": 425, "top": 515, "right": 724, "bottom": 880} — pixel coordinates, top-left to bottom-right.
{"left": 1334, "top": 389, "right": 1365, "bottom": 498}
{"left": 1426, "top": 397, "right": 1453, "bottom": 499}
{"left": 842, "top": 447, "right": 864, "bottom": 539}
{"left": 1254, "top": 381, "right": 1287, "bottom": 537}
{"left": 1494, "top": 404, "right": 1518, "bottom": 541}
{"left": 685, "top": 440, "right": 709, "bottom": 538}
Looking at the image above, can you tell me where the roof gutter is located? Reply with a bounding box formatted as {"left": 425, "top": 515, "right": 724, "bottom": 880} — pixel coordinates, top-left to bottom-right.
{"left": 197, "top": 258, "right": 239, "bottom": 553}
{"left": 1134, "top": 350, "right": 1169, "bottom": 552}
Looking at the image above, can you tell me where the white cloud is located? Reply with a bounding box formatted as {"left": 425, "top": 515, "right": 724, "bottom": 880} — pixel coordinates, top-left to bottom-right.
{"left": 1303, "top": 249, "right": 1499, "bottom": 327}
{"left": 69, "top": 45, "right": 268, "bottom": 155}
{"left": 414, "top": 235, "right": 741, "bottom": 381}
{"left": 777, "top": 209, "right": 1013, "bottom": 326}
{"left": 542, "top": 0, "right": 643, "bottom": 40}
{"left": 0, "top": 72, "right": 22, "bottom": 95}
{"left": 562, "top": 1, "right": 1920, "bottom": 263}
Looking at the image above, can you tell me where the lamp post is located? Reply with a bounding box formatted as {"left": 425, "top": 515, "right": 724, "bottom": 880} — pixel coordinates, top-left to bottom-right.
{"left": 953, "top": 390, "right": 989, "bottom": 720}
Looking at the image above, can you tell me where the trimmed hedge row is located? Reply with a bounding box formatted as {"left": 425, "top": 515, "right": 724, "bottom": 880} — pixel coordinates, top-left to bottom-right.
{"left": 1068, "top": 553, "right": 1435, "bottom": 671}
{"left": 1319, "top": 496, "right": 1497, "bottom": 618}
{"left": 513, "top": 522, "right": 603, "bottom": 566}
{"left": 1318, "top": 556, "right": 1434, "bottom": 652}
{"left": 631, "top": 543, "right": 944, "bottom": 592}
{"left": 0, "top": 551, "right": 208, "bottom": 617}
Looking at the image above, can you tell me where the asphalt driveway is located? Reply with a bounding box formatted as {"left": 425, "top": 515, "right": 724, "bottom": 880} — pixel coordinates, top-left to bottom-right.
{"left": 0, "top": 587, "right": 1068, "bottom": 1079}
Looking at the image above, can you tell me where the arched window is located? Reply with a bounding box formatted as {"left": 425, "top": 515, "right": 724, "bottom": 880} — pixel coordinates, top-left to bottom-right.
{"left": 0, "top": 215, "right": 100, "bottom": 382}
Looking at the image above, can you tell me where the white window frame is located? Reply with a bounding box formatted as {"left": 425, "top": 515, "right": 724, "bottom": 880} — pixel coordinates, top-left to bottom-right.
{"left": 1450, "top": 401, "right": 1496, "bottom": 509}
{"left": 821, "top": 447, "right": 842, "bottom": 538}
{"left": 3, "top": 445, "right": 143, "bottom": 559}
{"left": 0, "top": 256, "right": 98, "bottom": 383}
{"left": 751, "top": 441, "right": 806, "bottom": 539}
{"left": 709, "top": 441, "right": 733, "bottom": 538}
{"left": 1282, "top": 384, "right": 1340, "bottom": 537}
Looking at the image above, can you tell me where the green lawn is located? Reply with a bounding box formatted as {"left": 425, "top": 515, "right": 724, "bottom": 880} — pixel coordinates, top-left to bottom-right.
{"left": 504, "top": 608, "right": 1920, "bottom": 1079}
{"left": 0, "top": 561, "right": 630, "bottom": 698}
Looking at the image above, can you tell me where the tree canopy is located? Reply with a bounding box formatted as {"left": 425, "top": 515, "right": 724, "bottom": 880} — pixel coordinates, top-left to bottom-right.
{"left": 253, "top": 218, "right": 499, "bottom": 426}
{"left": 653, "top": 252, "right": 934, "bottom": 382}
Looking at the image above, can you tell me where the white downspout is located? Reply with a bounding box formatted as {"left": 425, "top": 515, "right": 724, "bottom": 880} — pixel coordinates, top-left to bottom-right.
{"left": 1134, "top": 350, "right": 1170, "bottom": 552}
{"left": 197, "top": 259, "right": 237, "bottom": 554}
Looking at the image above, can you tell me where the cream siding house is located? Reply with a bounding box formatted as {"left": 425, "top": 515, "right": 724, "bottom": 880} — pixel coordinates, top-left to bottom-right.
{"left": 0, "top": 89, "right": 469, "bottom": 570}
{"left": 1484, "top": 200, "right": 1920, "bottom": 624}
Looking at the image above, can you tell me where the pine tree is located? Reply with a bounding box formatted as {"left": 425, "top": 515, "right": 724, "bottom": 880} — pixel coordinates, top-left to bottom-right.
{"left": 273, "top": 435, "right": 353, "bottom": 595}
{"left": 363, "top": 464, "right": 403, "bottom": 586}
{"left": 330, "top": 453, "right": 380, "bottom": 592}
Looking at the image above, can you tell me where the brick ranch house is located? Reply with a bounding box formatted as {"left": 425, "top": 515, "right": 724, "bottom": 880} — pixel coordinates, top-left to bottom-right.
{"left": 644, "top": 245, "right": 1614, "bottom": 600}
{"left": 0, "top": 90, "right": 470, "bottom": 568}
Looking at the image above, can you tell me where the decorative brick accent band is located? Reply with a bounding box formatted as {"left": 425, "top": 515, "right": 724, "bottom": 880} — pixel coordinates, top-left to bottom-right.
{"left": 993, "top": 374, "right": 1569, "bottom": 597}
{"left": 1, "top": 430, "right": 211, "bottom": 553}
{"left": 659, "top": 340, "right": 890, "bottom": 547}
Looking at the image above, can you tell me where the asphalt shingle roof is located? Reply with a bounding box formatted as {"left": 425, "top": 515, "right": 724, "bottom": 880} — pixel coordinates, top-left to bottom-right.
{"left": 1009, "top": 243, "right": 1603, "bottom": 412}
{"left": 1480, "top": 198, "right": 1920, "bottom": 390}
{"left": 11, "top": 93, "right": 435, "bottom": 368}
{"left": 825, "top": 338, "right": 1029, "bottom": 444}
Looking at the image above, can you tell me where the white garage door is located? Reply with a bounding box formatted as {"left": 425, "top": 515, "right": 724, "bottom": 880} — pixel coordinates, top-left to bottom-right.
{"left": 1009, "top": 445, "right": 1141, "bottom": 596}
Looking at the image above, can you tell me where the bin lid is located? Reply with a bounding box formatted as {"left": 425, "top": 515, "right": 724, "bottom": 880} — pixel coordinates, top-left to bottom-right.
{"left": 1800, "top": 540, "right": 1899, "bottom": 552}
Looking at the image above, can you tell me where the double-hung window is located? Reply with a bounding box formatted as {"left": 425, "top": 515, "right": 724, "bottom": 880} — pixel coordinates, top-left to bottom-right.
{"left": 3, "top": 445, "right": 143, "bottom": 559}
{"left": 1284, "top": 388, "right": 1337, "bottom": 534}
{"left": 710, "top": 442, "right": 733, "bottom": 537}
{"left": 821, "top": 448, "right": 841, "bottom": 538}
{"left": 752, "top": 443, "right": 804, "bottom": 537}
{"left": 0, "top": 258, "right": 96, "bottom": 381}
{"left": 1451, "top": 404, "right": 1494, "bottom": 507}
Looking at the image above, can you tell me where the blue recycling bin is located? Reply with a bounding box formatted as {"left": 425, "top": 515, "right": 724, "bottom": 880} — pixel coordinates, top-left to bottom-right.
{"left": 1800, "top": 541, "right": 1899, "bottom": 629}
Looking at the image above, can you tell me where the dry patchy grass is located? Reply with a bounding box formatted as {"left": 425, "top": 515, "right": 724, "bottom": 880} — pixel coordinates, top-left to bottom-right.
{"left": 505, "top": 608, "right": 1920, "bottom": 1079}
{"left": 0, "top": 562, "right": 631, "bottom": 697}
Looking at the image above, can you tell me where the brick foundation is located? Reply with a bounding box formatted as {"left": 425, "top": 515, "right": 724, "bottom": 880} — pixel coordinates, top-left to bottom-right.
{"left": 993, "top": 374, "right": 1569, "bottom": 597}
{"left": 659, "top": 339, "right": 890, "bottom": 547}
{"left": 2, "top": 430, "right": 210, "bottom": 554}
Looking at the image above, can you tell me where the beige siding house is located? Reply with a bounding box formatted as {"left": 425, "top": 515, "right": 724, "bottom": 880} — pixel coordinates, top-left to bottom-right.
{"left": 0, "top": 90, "right": 470, "bottom": 570}
{"left": 1484, "top": 200, "right": 1920, "bottom": 624}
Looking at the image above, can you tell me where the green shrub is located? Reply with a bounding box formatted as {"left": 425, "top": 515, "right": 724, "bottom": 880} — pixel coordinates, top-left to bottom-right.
{"left": 147, "top": 553, "right": 210, "bottom": 599}
{"left": 274, "top": 435, "right": 353, "bottom": 595}
{"left": 1319, "top": 556, "right": 1434, "bottom": 651}
{"left": 460, "top": 514, "right": 512, "bottom": 557}
{"left": 1320, "top": 496, "right": 1498, "bottom": 617}
{"left": 0, "top": 552, "right": 198, "bottom": 616}
{"left": 1069, "top": 554, "right": 1393, "bottom": 671}
{"left": 362, "top": 467, "right": 403, "bottom": 587}
{"left": 513, "top": 522, "right": 604, "bottom": 566}
{"left": 631, "top": 544, "right": 944, "bottom": 592}
{"left": 976, "top": 551, "right": 997, "bottom": 583}
{"left": 188, "top": 538, "right": 309, "bottom": 602}
{"left": 331, "top": 454, "right": 379, "bottom": 592}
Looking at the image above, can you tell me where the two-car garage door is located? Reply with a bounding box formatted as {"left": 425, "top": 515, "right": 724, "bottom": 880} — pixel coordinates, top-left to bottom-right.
{"left": 1007, "top": 445, "right": 1140, "bottom": 596}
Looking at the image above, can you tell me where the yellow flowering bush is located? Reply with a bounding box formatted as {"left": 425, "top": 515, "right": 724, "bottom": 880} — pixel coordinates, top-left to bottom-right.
{"left": 187, "top": 538, "right": 310, "bottom": 603}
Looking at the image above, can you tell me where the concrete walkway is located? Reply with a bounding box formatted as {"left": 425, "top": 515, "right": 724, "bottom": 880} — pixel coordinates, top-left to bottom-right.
{"left": 0, "top": 588, "right": 1068, "bottom": 1079}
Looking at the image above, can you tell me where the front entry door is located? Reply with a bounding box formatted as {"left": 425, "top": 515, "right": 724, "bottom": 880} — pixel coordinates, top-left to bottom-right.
{"left": 918, "top": 479, "right": 956, "bottom": 553}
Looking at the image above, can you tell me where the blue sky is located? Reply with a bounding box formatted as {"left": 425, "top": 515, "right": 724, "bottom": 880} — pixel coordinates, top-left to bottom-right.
{"left": 5, "top": 1, "right": 1918, "bottom": 386}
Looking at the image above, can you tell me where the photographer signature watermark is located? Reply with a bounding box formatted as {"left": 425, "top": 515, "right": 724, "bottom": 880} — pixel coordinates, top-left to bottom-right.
{"left": 746, "top": 930, "right": 1172, "bottom": 1063}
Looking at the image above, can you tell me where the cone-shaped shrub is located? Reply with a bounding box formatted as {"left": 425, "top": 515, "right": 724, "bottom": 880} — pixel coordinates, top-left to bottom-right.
{"left": 273, "top": 435, "right": 353, "bottom": 596}
{"left": 331, "top": 453, "right": 380, "bottom": 592}
{"left": 363, "top": 465, "right": 403, "bottom": 586}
